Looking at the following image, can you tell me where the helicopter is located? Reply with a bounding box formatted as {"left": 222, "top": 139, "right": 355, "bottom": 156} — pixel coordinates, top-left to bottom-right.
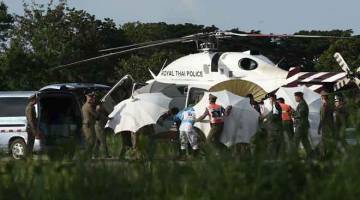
{"left": 51, "top": 31, "right": 359, "bottom": 111}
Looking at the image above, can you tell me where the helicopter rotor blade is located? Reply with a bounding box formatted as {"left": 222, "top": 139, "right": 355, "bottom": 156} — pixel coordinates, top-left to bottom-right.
{"left": 222, "top": 31, "right": 352, "bottom": 39}
{"left": 99, "top": 37, "right": 186, "bottom": 53}
{"left": 99, "top": 32, "right": 215, "bottom": 53}
{"left": 334, "top": 52, "right": 351, "bottom": 73}
{"left": 51, "top": 38, "right": 190, "bottom": 71}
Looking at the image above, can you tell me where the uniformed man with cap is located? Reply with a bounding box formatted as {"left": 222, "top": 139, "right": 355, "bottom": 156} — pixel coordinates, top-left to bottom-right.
{"left": 318, "top": 90, "right": 334, "bottom": 158}
{"left": 82, "top": 91, "right": 98, "bottom": 158}
{"left": 263, "top": 93, "right": 283, "bottom": 158}
{"left": 293, "top": 91, "right": 312, "bottom": 156}
{"left": 196, "top": 94, "right": 231, "bottom": 150}
{"left": 333, "top": 94, "right": 348, "bottom": 149}
{"left": 25, "top": 94, "right": 39, "bottom": 157}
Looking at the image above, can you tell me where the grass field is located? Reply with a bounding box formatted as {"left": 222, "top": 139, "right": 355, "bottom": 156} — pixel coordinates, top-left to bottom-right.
{"left": 0, "top": 94, "right": 359, "bottom": 200}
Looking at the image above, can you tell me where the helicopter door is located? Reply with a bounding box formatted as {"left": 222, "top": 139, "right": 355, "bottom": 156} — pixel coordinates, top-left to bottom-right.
{"left": 100, "top": 75, "right": 134, "bottom": 113}
{"left": 185, "top": 87, "right": 208, "bottom": 107}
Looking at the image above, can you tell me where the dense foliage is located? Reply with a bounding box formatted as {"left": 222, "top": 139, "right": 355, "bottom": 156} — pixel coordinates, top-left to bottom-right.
{"left": 0, "top": 1, "right": 359, "bottom": 90}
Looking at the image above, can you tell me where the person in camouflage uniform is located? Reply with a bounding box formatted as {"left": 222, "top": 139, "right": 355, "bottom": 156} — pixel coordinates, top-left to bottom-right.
{"left": 293, "top": 92, "right": 312, "bottom": 157}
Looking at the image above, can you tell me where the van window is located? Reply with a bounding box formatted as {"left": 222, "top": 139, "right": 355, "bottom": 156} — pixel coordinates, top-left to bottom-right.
{"left": 0, "top": 97, "right": 28, "bottom": 117}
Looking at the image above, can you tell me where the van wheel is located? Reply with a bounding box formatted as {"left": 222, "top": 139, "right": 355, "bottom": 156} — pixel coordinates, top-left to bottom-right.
{"left": 10, "top": 139, "right": 27, "bottom": 160}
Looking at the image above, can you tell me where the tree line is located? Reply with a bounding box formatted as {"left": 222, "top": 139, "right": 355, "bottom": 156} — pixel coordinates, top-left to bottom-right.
{"left": 0, "top": 0, "right": 359, "bottom": 90}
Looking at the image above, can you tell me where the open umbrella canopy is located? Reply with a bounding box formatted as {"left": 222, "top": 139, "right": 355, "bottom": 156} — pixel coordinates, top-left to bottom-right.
{"left": 106, "top": 93, "right": 172, "bottom": 133}
{"left": 275, "top": 86, "right": 321, "bottom": 146}
{"left": 209, "top": 80, "right": 267, "bottom": 102}
{"left": 133, "top": 81, "right": 185, "bottom": 109}
{"left": 193, "top": 90, "right": 259, "bottom": 147}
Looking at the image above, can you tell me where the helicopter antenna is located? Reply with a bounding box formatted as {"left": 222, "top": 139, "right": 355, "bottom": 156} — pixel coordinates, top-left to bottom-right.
{"left": 160, "top": 59, "right": 168, "bottom": 71}
{"left": 51, "top": 38, "right": 191, "bottom": 71}
{"left": 276, "top": 57, "right": 286, "bottom": 67}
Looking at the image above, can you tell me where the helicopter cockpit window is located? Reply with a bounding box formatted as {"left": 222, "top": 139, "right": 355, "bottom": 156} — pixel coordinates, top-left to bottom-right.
{"left": 238, "top": 58, "right": 258, "bottom": 70}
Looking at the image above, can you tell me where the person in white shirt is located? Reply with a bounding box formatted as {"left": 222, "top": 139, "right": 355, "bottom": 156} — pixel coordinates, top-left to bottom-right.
{"left": 178, "top": 107, "right": 198, "bottom": 158}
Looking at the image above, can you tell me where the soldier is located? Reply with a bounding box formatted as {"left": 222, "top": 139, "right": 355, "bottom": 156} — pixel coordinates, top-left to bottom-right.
{"left": 25, "top": 94, "right": 40, "bottom": 157}
{"left": 81, "top": 91, "right": 97, "bottom": 158}
{"left": 94, "top": 102, "right": 110, "bottom": 158}
{"left": 293, "top": 91, "right": 312, "bottom": 157}
{"left": 277, "top": 97, "right": 294, "bottom": 153}
{"left": 318, "top": 91, "right": 334, "bottom": 158}
{"left": 333, "top": 94, "right": 348, "bottom": 150}
{"left": 196, "top": 94, "right": 231, "bottom": 150}
{"left": 263, "top": 93, "right": 283, "bottom": 158}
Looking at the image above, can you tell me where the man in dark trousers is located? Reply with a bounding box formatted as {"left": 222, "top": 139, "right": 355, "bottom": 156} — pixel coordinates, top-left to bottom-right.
{"left": 196, "top": 94, "right": 231, "bottom": 150}
{"left": 263, "top": 93, "right": 282, "bottom": 158}
{"left": 277, "top": 97, "right": 294, "bottom": 153}
{"left": 333, "top": 94, "right": 348, "bottom": 151}
{"left": 293, "top": 91, "right": 312, "bottom": 157}
{"left": 318, "top": 91, "right": 334, "bottom": 158}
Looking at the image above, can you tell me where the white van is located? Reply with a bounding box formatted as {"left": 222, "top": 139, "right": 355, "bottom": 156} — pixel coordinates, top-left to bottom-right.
{"left": 0, "top": 91, "right": 41, "bottom": 159}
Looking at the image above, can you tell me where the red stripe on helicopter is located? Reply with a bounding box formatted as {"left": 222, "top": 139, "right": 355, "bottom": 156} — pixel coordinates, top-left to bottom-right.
{"left": 285, "top": 71, "right": 346, "bottom": 89}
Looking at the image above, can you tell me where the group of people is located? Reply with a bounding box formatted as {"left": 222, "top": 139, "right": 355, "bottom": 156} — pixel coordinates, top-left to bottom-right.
{"left": 114, "top": 89, "right": 350, "bottom": 160}
{"left": 81, "top": 91, "right": 110, "bottom": 158}
{"left": 249, "top": 91, "right": 349, "bottom": 159}
{"left": 25, "top": 88, "right": 349, "bottom": 160}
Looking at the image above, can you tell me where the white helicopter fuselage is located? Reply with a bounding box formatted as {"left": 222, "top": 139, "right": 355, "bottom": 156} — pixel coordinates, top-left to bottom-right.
{"left": 153, "top": 50, "right": 288, "bottom": 92}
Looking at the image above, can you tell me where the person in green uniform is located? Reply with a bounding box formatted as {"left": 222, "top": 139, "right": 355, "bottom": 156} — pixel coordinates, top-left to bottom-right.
{"left": 333, "top": 94, "right": 348, "bottom": 151}
{"left": 318, "top": 91, "right": 334, "bottom": 159}
{"left": 81, "top": 91, "right": 97, "bottom": 158}
{"left": 263, "top": 93, "right": 283, "bottom": 158}
{"left": 94, "top": 102, "right": 110, "bottom": 158}
{"left": 293, "top": 91, "right": 312, "bottom": 157}
{"left": 25, "top": 94, "right": 40, "bottom": 157}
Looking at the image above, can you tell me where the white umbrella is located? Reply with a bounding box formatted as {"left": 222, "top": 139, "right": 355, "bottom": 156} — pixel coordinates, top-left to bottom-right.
{"left": 275, "top": 86, "right": 321, "bottom": 146}
{"left": 106, "top": 93, "right": 171, "bottom": 133}
{"left": 193, "top": 90, "right": 259, "bottom": 147}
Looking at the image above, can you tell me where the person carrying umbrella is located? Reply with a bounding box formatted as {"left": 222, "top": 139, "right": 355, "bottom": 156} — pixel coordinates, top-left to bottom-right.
{"left": 293, "top": 91, "right": 312, "bottom": 157}
{"left": 196, "top": 94, "right": 231, "bottom": 150}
